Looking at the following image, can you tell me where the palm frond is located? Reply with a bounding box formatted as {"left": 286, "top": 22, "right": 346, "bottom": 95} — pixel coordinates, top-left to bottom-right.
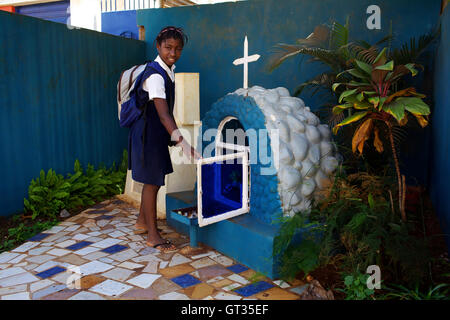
{"left": 330, "top": 18, "right": 350, "bottom": 50}
{"left": 348, "top": 43, "right": 380, "bottom": 64}
{"left": 294, "top": 73, "right": 337, "bottom": 97}
{"left": 392, "top": 125, "right": 409, "bottom": 149}
{"left": 390, "top": 29, "right": 440, "bottom": 65}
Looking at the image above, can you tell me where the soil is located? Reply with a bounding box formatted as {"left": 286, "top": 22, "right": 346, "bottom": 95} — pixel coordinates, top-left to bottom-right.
{"left": 294, "top": 187, "right": 450, "bottom": 299}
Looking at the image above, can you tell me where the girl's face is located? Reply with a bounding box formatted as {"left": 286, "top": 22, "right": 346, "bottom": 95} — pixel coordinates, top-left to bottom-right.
{"left": 157, "top": 38, "right": 183, "bottom": 68}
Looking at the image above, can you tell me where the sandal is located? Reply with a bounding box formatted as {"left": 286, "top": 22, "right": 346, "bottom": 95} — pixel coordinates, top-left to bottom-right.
{"left": 147, "top": 240, "right": 177, "bottom": 253}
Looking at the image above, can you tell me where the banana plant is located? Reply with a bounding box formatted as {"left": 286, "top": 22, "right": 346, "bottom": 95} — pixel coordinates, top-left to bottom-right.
{"left": 332, "top": 48, "right": 431, "bottom": 222}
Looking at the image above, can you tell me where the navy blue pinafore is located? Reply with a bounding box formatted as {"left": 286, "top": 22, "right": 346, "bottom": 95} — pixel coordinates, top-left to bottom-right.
{"left": 128, "top": 61, "right": 175, "bottom": 186}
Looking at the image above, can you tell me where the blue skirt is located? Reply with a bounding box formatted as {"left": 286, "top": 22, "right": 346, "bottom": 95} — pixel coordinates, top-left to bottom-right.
{"left": 128, "top": 103, "right": 173, "bottom": 186}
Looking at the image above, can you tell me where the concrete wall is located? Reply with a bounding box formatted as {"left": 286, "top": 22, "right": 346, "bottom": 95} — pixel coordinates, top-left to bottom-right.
{"left": 102, "top": 10, "right": 139, "bottom": 39}
{"left": 136, "top": 0, "right": 440, "bottom": 118}
{"left": 430, "top": 5, "right": 450, "bottom": 253}
{"left": 0, "top": 10, "right": 146, "bottom": 216}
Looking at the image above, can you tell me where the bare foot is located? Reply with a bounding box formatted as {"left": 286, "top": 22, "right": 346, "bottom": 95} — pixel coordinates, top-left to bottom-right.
{"left": 133, "top": 223, "right": 162, "bottom": 234}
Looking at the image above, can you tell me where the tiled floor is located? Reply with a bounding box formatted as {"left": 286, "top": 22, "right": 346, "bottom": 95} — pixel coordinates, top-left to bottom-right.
{"left": 0, "top": 198, "right": 306, "bottom": 300}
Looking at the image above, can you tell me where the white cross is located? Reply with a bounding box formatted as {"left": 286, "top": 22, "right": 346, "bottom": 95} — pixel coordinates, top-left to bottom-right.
{"left": 233, "top": 36, "right": 260, "bottom": 90}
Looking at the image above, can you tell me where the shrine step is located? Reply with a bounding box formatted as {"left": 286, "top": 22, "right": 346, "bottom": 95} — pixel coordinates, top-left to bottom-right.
{"left": 166, "top": 191, "right": 283, "bottom": 279}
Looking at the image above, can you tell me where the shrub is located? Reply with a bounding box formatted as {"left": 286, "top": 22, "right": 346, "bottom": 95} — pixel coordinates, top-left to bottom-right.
{"left": 23, "top": 150, "right": 127, "bottom": 220}
{"left": 274, "top": 168, "right": 432, "bottom": 286}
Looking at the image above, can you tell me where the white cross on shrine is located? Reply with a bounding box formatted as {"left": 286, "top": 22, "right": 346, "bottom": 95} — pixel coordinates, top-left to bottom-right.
{"left": 233, "top": 36, "right": 260, "bottom": 90}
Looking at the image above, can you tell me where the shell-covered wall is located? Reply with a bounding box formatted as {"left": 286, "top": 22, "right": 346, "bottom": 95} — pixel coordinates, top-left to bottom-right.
{"left": 201, "top": 86, "right": 339, "bottom": 224}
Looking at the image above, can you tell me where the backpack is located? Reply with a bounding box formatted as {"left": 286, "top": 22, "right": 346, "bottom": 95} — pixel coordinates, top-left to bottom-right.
{"left": 117, "top": 63, "right": 147, "bottom": 128}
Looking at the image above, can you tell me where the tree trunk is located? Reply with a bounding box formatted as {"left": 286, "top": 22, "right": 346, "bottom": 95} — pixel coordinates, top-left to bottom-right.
{"left": 386, "top": 123, "right": 406, "bottom": 222}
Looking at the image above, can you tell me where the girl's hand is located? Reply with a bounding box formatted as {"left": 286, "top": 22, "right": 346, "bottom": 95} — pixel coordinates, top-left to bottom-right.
{"left": 178, "top": 139, "right": 202, "bottom": 162}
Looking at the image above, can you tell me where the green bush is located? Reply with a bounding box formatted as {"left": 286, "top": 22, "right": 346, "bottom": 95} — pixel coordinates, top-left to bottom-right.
{"left": 337, "top": 272, "right": 375, "bottom": 300}
{"left": 274, "top": 168, "right": 432, "bottom": 287}
{"left": 23, "top": 150, "right": 127, "bottom": 220}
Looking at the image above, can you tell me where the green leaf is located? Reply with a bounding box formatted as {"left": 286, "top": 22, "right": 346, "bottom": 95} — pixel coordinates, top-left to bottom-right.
{"left": 399, "top": 97, "right": 431, "bottom": 116}
{"left": 344, "top": 276, "right": 354, "bottom": 286}
{"left": 384, "top": 100, "right": 406, "bottom": 122}
{"left": 30, "top": 195, "right": 44, "bottom": 202}
{"left": 356, "top": 92, "right": 365, "bottom": 101}
{"left": 373, "top": 48, "right": 387, "bottom": 64}
{"left": 332, "top": 83, "right": 343, "bottom": 92}
{"left": 334, "top": 111, "right": 368, "bottom": 133}
{"left": 53, "top": 192, "right": 70, "bottom": 199}
{"left": 355, "top": 60, "right": 373, "bottom": 75}
{"left": 347, "top": 68, "right": 370, "bottom": 80}
{"left": 339, "top": 88, "right": 359, "bottom": 103}
{"left": 374, "top": 60, "right": 394, "bottom": 71}
{"left": 332, "top": 104, "right": 353, "bottom": 114}
{"left": 368, "top": 193, "right": 375, "bottom": 209}
{"left": 404, "top": 63, "right": 418, "bottom": 77}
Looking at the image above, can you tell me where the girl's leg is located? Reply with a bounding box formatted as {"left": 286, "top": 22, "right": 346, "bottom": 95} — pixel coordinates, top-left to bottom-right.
{"left": 135, "top": 194, "right": 147, "bottom": 230}
{"left": 141, "top": 184, "right": 176, "bottom": 251}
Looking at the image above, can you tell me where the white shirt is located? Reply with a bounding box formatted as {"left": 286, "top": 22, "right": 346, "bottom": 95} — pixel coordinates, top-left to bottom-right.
{"left": 142, "top": 55, "right": 175, "bottom": 101}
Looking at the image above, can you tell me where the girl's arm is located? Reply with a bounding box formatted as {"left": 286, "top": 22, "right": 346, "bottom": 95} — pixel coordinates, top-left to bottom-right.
{"left": 153, "top": 98, "right": 200, "bottom": 160}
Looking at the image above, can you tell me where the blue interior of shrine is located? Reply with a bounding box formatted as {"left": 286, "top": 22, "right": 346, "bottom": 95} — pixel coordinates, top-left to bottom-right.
{"left": 201, "top": 160, "right": 243, "bottom": 219}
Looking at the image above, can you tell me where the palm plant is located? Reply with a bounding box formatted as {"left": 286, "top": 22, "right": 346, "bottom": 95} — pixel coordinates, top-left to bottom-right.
{"left": 331, "top": 48, "right": 431, "bottom": 221}
{"left": 268, "top": 20, "right": 348, "bottom": 118}
{"left": 269, "top": 20, "right": 438, "bottom": 128}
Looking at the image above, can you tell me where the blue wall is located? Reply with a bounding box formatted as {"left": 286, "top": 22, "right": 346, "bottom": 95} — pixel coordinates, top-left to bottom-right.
{"left": 102, "top": 10, "right": 139, "bottom": 39}
{"left": 430, "top": 5, "right": 450, "bottom": 253}
{"left": 135, "top": 0, "right": 440, "bottom": 119}
{"left": 16, "top": 0, "right": 70, "bottom": 24}
{"left": 0, "top": 11, "right": 146, "bottom": 216}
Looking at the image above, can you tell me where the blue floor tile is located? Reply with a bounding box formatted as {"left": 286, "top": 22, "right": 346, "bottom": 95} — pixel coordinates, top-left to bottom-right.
{"left": 226, "top": 264, "right": 249, "bottom": 274}
{"left": 171, "top": 274, "right": 201, "bottom": 288}
{"left": 94, "top": 215, "right": 114, "bottom": 221}
{"left": 233, "top": 281, "right": 275, "bottom": 297}
{"left": 92, "top": 203, "right": 107, "bottom": 209}
{"left": 66, "top": 241, "right": 93, "bottom": 251}
{"left": 36, "top": 266, "right": 66, "bottom": 279}
{"left": 86, "top": 209, "right": 110, "bottom": 214}
{"left": 101, "top": 244, "right": 128, "bottom": 254}
{"left": 28, "top": 233, "right": 51, "bottom": 242}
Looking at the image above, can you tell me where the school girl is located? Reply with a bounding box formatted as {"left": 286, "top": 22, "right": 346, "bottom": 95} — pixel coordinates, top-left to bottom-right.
{"left": 129, "top": 26, "right": 200, "bottom": 252}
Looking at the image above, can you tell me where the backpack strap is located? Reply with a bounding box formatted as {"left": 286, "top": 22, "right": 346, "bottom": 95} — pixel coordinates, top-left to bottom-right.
{"left": 118, "top": 70, "right": 125, "bottom": 102}
{"left": 128, "top": 65, "right": 141, "bottom": 91}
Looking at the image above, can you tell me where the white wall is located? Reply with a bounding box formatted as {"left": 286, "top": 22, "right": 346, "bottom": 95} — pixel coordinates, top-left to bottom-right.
{"left": 69, "top": 0, "right": 101, "bottom": 31}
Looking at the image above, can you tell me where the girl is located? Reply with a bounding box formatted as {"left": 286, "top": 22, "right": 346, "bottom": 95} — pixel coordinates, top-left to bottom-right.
{"left": 129, "top": 26, "right": 200, "bottom": 253}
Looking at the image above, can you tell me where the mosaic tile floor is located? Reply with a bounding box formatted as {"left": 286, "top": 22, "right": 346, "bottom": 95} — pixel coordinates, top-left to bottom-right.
{"left": 0, "top": 198, "right": 307, "bottom": 300}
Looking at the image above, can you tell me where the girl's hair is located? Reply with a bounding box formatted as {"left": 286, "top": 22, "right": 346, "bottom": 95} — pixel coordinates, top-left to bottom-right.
{"left": 155, "top": 26, "right": 188, "bottom": 47}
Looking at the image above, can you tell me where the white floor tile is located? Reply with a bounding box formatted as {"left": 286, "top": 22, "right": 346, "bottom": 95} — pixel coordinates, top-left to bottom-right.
{"left": 227, "top": 274, "right": 250, "bottom": 285}
{"left": 47, "top": 248, "right": 71, "bottom": 257}
{"left": 101, "top": 267, "right": 135, "bottom": 282}
{"left": 1, "top": 292, "right": 30, "bottom": 300}
{"left": 74, "top": 261, "right": 114, "bottom": 276}
{"left": 11, "top": 242, "right": 40, "bottom": 253}
{"left": 69, "top": 291, "right": 106, "bottom": 300}
{"left": 0, "top": 267, "right": 26, "bottom": 280}
{"left": 169, "top": 254, "right": 192, "bottom": 267}
{"left": 159, "top": 292, "right": 190, "bottom": 300}
{"left": 126, "top": 274, "right": 161, "bottom": 289}
{"left": 0, "top": 272, "right": 40, "bottom": 287}
{"left": 91, "top": 238, "right": 123, "bottom": 249}
{"left": 89, "top": 279, "right": 133, "bottom": 297}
